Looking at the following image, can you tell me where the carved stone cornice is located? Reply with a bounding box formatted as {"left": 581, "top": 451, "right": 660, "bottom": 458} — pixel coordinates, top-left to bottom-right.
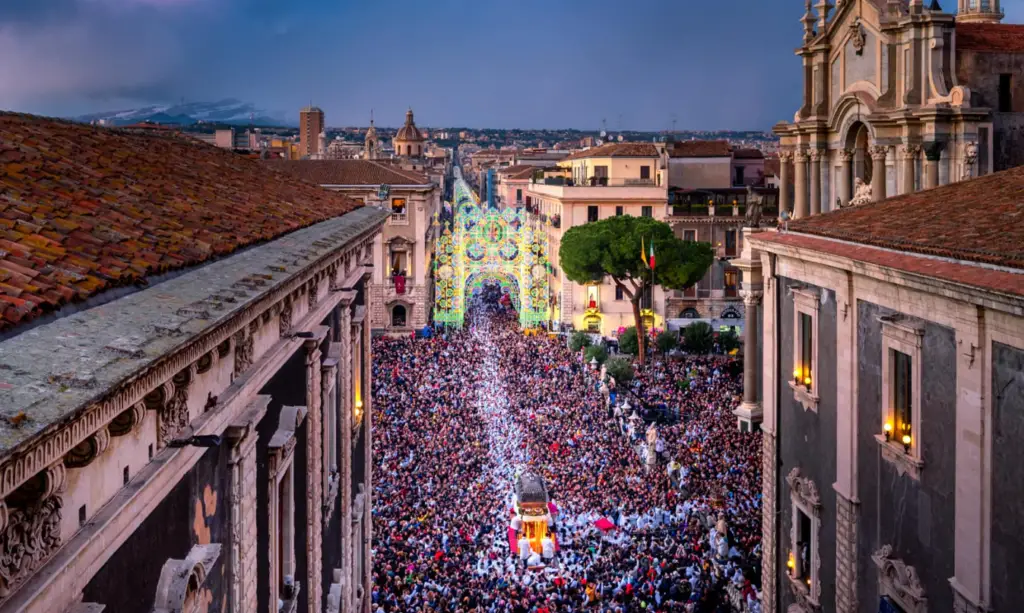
{"left": 838, "top": 148, "right": 855, "bottom": 162}
{"left": 872, "top": 545, "right": 927, "bottom": 613}
{"left": 739, "top": 289, "right": 764, "bottom": 306}
{"left": 0, "top": 463, "right": 66, "bottom": 600}
{"left": 0, "top": 227, "right": 379, "bottom": 503}
{"left": 899, "top": 144, "right": 922, "bottom": 158}
{"left": 794, "top": 149, "right": 810, "bottom": 163}
{"left": 807, "top": 149, "right": 825, "bottom": 162}
{"left": 778, "top": 151, "right": 795, "bottom": 163}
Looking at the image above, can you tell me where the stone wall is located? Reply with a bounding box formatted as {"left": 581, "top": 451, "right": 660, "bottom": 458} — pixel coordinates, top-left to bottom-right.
{"left": 957, "top": 48, "right": 1024, "bottom": 172}
{"left": 81, "top": 444, "right": 232, "bottom": 613}
{"left": 989, "top": 341, "right": 1024, "bottom": 613}
{"left": 777, "top": 277, "right": 838, "bottom": 612}
{"left": 854, "top": 300, "right": 956, "bottom": 612}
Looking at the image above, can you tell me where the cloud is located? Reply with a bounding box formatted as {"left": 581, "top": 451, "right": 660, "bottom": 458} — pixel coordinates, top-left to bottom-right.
{"left": 0, "top": 0, "right": 210, "bottom": 114}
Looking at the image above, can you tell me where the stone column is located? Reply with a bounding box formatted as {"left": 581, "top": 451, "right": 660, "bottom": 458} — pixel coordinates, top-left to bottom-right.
{"left": 304, "top": 338, "right": 325, "bottom": 613}
{"left": 761, "top": 431, "right": 778, "bottom": 613}
{"left": 838, "top": 149, "right": 854, "bottom": 208}
{"left": 869, "top": 145, "right": 889, "bottom": 202}
{"left": 809, "top": 149, "right": 823, "bottom": 216}
{"left": 741, "top": 289, "right": 762, "bottom": 405}
{"left": 338, "top": 303, "right": 355, "bottom": 613}
{"left": 793, "top": 149, "right": 810, "bottom": 219}
{"left": 900, "top": 144, "right": 920, "bottom": 194}
{"left": 835, "top": 493, "right": 860, "bottom": 613}
{"left": 778, "top": 151, "right": 793, "bottom": 215}
{"left": 924, "top": 142, "right": 944, "bottom": 189}
{"left": 361, "top": 319, "right": 374, "bottom": 613}
{"left": 226, "top": 398, "right": 269, "bottom": 613}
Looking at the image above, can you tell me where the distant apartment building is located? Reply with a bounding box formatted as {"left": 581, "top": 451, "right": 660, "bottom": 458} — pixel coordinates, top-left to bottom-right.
{"left": 190, "top": 127, "right": 261, "bottom": 151}
{"left": 299, "top": 106, "right": 325, "bottom": 158}
{"left": 664, "top": 140, "right": 778, "bottom": 326}
{"left": 523, "top": 142, "right": 669, "bottom": 336}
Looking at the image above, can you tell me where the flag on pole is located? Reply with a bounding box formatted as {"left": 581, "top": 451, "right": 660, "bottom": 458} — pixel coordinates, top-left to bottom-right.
{"left": 640, "top": 236, "right": 649, "bottom": 268}
{"left": 649, "top": 239, "right": 656, "bottom": 270}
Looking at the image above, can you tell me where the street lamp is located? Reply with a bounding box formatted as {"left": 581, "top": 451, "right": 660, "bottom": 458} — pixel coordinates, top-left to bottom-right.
{"left": 589, "top": 357, "right": 599, "bottom": 369}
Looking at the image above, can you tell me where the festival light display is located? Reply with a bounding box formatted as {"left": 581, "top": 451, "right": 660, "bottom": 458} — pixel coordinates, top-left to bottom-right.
{"left": 433, "top": 176, "right": 550, "bottom": 328}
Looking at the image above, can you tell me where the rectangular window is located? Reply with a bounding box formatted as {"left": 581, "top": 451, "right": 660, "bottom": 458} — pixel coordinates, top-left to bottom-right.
{"left": 725, "top": 229, "right": 737, "bottom": 257}
{"left": 799, "top": 313, "right": 813, "bottom": 391}
{"left": 724, "top": 270, "right": 738, "bottom": 298}
{"left": 735, "top": 166, "right": 745, "bottom": 185}
{"left": 684, "top": 230, "right": 696, "bottom": 242}
{"left": 641, "top": 206, "right": 653, "bottom": 218}
{"left": 640, "top": 165, "right": 651, "bottom": 179}
{"left": 796, "top": 507, "right": 813, "bottom": 585}
{"left": 587, "top": 205, "right": 599, "bottom": 223}
{"left": 999, "top": 74, "right": 1012, "bottom": 112}
{"left": 516, "top": 188, "right": 523, "bottom": 203}
{"left": 390, "top": 197, "right": 408, "bottom": 224}
{"left": 615, "top": 206, "right": 624, "bottom": 216}
{"left": 615, "top": 286, "right": 624, "bottom": 301}
{"left": 893, "top": 350, "right": 912, "bottom": 439}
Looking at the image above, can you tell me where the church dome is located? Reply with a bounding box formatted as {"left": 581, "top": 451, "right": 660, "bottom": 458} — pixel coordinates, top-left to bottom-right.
{"left": 395, "top": 108, "right": 425, "bottom": 142}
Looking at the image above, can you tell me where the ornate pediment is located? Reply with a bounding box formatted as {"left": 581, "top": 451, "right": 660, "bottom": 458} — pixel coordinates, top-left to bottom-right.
{"left": 872, "top": 545, "right": 927, "bottom": 613}
{"left": 786, "top": 467, "right": 822, "bottom": 517}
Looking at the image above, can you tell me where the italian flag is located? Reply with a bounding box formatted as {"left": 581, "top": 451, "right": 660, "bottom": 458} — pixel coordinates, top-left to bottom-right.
{"left": 648, "top": 239, "right": 655, "bottom": 270}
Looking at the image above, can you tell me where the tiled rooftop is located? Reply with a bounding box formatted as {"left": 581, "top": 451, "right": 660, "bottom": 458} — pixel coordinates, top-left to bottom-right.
{"left": 562, "top": 142, "right": 659, "bottom": 161}
{"left": 497, "top": 165, "right": 540, "bottom": 180}
{"left": 956, "top": 23, "right": 1024, "bottom": 53}
{"left": 265, "top": 159, "right": 431, "bottom": 186}
{"left": 750, "top": 231, "right": 1024, "bottom": 299}
{"left": 668, "top": 140, "right": 732, "bottom": 158}
{"left": 789, "top": 165, "right": 1024, "bottom": 270}
{"left": 732, "top": 148, "right": 765, "bottom": 160}
{"left": 0, "top": 112, "right": 362, "bottom": 332}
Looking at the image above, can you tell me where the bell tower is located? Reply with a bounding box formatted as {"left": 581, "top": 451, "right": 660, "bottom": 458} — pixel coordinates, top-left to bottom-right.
{"left": 957, "top": 0, "right": 1003, "bottom": 23}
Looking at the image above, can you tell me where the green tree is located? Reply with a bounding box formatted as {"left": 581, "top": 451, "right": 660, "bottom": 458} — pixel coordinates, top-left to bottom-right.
{"left": 569, "top": 331, "right": 593, "bottom": 352}
{"left": 656, "top": 330, "right": 678, "bottom": 356}
{"left": 605, "top": 356, "right": 635, "bottom": 384}
{"left": 618, "top": 327, "right": 639, "bottom": 355}
{"left": 718, "top": 329, "right": 741, "bottom": 354}
{"left": 584, "top": 344, "right": 608, "bottom": 365}
{"left": 560, "top": 215, "right": 713, "bottom": 364}
{"left": 682, "top": 321, "right": 715, "bottom": 354}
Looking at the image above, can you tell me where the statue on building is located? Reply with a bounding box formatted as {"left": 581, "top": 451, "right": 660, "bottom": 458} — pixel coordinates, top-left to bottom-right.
{"left": 848, "top": 177, "right": 873, "bottom": 206}
{"left": 962, "top": 142, "right": 979, "bottom": 181}
{"left": 364, "top": 110, "right": 381, "bottom": 160}
{"left": 744, "top": 185, "right": 763, "bottom": 228}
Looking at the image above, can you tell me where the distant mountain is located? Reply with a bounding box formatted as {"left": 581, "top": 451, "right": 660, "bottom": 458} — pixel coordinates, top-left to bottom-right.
{"left": 73, "top": 99, "right": 293, "bottom": 127}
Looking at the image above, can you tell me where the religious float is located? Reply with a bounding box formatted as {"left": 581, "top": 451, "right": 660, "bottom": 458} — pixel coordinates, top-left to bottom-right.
{"left": 509, "top": 471, "right": 557, "bottom": 563}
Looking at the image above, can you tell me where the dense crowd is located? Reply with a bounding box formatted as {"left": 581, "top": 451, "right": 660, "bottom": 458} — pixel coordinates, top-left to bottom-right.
{"left": 370, "top": 297, "right": 763, "bottom": 613}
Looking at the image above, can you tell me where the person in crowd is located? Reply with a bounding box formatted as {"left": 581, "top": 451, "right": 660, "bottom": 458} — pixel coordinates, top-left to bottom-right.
{"left": 370, "top": 292, "right": 762, "bottom": 613}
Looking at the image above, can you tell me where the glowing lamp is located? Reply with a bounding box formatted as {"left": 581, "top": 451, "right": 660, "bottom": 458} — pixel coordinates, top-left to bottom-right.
{"left": 901, "top": 433, "right": 912, "bottom": 453}
{"left": 786, "top": 551, "right": 795, "bottom": 572}
{"left": 883, "top": 421, "right": 893, "bottom": 441}
{"left": 803, "top": 376, "right": 812, "bottom": 386}
{"left": 793, "top": 368, "right": 801, "bottom": 380}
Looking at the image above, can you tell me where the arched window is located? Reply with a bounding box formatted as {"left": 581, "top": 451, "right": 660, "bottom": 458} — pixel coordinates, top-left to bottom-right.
{"left": 406, "top": 145, "right": 411, "bottom": 156}
{"left": 391, "top": 304, "right": 407, "bottom": 327}
{"left": 680, "top": 308, "right": 700, "bottom": 319}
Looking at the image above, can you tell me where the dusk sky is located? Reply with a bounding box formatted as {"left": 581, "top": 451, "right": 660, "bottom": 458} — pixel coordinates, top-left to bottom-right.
{"left": 2, "top": 0, "right": 1022, "bottom": 131}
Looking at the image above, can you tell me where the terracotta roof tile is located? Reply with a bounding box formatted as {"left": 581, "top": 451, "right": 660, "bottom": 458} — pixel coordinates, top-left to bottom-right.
{"left": 668, "top": 140, "right": 731, "bottom": 158}
{"left": 562, "top": 142, "right": 659, "bottom": 161}
{"left": 750, "top": 232, "right": 1024, "bottom": 299}
{"left": 789, "top": 165, "right": 1024, "bottom": 270}
{"left": 497, "top": 164, "right": 540, "bottom": 180}
{"left": 731, "top": 148, "right": 764, "bottom": 159}
{"left": 956, "top": 23, "right": 1024, "bottom": 53}
{"left": 0, "top": 112, "right": 363, "bottom": 333}
{"left": 265, "top": 160, "right": 430, "bottom": 186}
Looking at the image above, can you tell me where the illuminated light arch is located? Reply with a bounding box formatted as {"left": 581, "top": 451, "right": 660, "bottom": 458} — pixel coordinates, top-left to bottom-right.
{"left": 433, "top": 175, "right": 549, "bottom": 328}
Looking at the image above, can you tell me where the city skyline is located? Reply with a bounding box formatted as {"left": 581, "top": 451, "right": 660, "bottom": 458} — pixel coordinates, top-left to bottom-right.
{"left": 5, "top": 0, "right": 1020, "bottom": 131}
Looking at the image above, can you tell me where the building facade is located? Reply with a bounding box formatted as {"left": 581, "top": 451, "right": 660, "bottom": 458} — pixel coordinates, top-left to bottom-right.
{"left": 300, "top": 106, "right": 325, "bottom": 159}
{"left": 773, "top": 0, "right": 1024, "bottom": 218}
{"left": 741, "top": 165, "right": 1024, "bottom": 613}
{"left": 664, "top": 140, "right": 779, "bottom": 327}
{"left": 0, "top": 113, "right": 384, "bottom": 613}
{"left": 523, "top": 142, "right": 669, "bottom": 336}
{"left": 267, "top": 160, "right": 442, "bottom": 333}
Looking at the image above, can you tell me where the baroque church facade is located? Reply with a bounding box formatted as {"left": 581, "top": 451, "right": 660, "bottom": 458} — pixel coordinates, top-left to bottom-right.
{"left": 773, "top": 0, "right": 1024, "bottom": 218}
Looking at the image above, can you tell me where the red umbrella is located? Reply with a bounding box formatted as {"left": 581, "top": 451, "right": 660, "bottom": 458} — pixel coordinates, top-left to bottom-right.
{"left": 594, "top": 517, "right": 616, "bottom": 532}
